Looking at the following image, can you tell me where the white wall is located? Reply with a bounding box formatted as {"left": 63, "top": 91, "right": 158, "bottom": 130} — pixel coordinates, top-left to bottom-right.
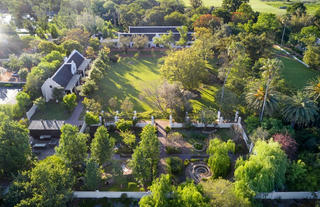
{"left": 41, "top": 78, "right": 61, "bottom": 102}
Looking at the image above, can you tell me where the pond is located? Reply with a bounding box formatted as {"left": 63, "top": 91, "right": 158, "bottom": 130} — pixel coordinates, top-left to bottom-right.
{"left": 0, "top": 87, "right": 21, "bottom": 104}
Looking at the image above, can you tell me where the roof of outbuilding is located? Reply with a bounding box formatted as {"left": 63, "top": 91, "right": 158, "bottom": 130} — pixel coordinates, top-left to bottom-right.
{"left": 52, "top": 64, "right": 73, "bottom": 87}
{"left": 28, "top": 120, "right": 65, "bottom": 131}
{"left": 119, "top": 33, "right": 194, "bottom": 42}
{"left": 129, "top": 26, "right": 180, "bottom": 34}
{"left": 67, "top": 51, "right": 85, "bottom": 68}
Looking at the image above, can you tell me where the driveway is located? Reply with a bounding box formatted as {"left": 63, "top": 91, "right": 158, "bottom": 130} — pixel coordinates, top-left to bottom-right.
{"left": 65, "top": 99, "right": 84, "bottom": 126}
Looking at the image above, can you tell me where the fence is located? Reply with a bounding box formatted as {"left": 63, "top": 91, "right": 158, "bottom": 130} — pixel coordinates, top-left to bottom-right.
{"left": 255, "top": 191, "right": 320, "bottom": 200}
{"left": 73, "top": 191, "right": 150, "bottom": 199}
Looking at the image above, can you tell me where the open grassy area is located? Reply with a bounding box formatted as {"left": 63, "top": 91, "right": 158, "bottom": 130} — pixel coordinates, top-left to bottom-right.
{"left": 95, "top": 55, "right": 218, "bottom": 113}
{"left": 32, "top": 102, "right": 71, "bottom": 120}
{"left": 279, "top": 55, "right": 320, "bottom": 90}
{"left": 183, "top": 0, "right": 286, "bottom": 14}
{"left": 95, "top": 56, "right": 162, "bottom": 112}
{"left": 266, "top": 0, "right": 320, "bottom": 14}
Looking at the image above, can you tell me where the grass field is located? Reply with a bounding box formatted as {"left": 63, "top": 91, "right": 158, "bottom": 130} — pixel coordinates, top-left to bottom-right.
{"left": 183, "top": 0, "right": 320, "bottom": 14}
{"left": 183, "top": 0, "right": 286, "bottom": 14}
{"left": 94, "top": 56, "right": 218, "bottom": 113}
{"left": 279, "top": 55, "right": 320, "bottom": 90}
{"left": 32, "top": 102, "right": 71, "bottom": 120}
{"left": 95, "top": 56, "right": 162, "bottom": 112}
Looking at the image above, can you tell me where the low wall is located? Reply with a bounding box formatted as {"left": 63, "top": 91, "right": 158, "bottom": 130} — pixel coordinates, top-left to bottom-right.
{"left": 255, "top": 192, "right": 320, "bottom": 200}
{"left": 26, "top": 104, "right": 38, "bottom": 120}
{"left": 73, "top": 191, "right": 150, "bottom": 199}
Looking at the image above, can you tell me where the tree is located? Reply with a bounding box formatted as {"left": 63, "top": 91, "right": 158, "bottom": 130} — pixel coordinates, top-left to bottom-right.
{"left": 132, "top": 34, "right": 149, "bottom": 49}
{"left": 80, "top": 79, "right": 98, "bottom": 97}
{"left": 63, "top": 93, "right": 77, "bottom": 112}
{"left": 119, "top": 36, "right": 131, "bottom": 53}
{"left": 61, "top": 40, "right": 84, "bottom": 55}
{"left": 85, "top": 111, "right": 100, "bottom": 125}
{"left": 176, "top": 26, "right": 188, "bottom": 47}
{"left": 190, "top": 0, "right": 202, "bottom": 9}
{"left": 253, "top": 13, "right": 281, "bottom": 38}
{"left": 294, "top": 26, "right": 320, "bottom": 46}
{"left": 83, "top": 98, "right": 102, "bottom": 114}
{"left": 286, "top": 159, "right": 313, "bottom": 191}
{"left": 154, "top": 31, "right": 175, "bottom": 48}
{"left": 120, "top": 130, "right": 136, "bottom": 150}
{"left": 303, "top": 46, "right": 320, "bottom": 69}
{"left": 0, "top": 121, "right": 31, "bottom": 177}
{"left": 176, "top": 182, "right": 210, "bottom": 207}
{"left": 160, "top": 48, "right": 207, "bottom": 89}
{"left": 234, "top": 140, "right": 287, "bottom": 200}
{"left": 259, "top": 58, "right": 283, "bottom": 121}
{"left": 50, "top": 23, "right": 59, "bottom": 38}
{"left": 91, "top": 126, "right": 114, "bottom": 166}
{"left": 89, "top": 37, "right": 100, "bottom": 51}
{"left": 305, "top": 76, "right": 320, "bottom": 101}
{"left": 18, "top": 68, "right": 29, "bottom": 81}
{"left": 273, "top": 133, "right": 297, "bottom": 160}
{"left": 139, "top": 174, "right": 174, "bottom": 207}
{"left": 16, "top": 91, "right": 31, "bottom": 113}
{"left": 164, "top": 11, "right": 187, "bottom": 26}
{"left": 130, "top": 125, "right": 159, "bottom": 188}
{"left": 287, "top": 2, "right": 306, "bottom": 17}
{"left": 38, "top": 40, "right": 60, "bottom": 54}
{"left": 33, "top": 97, "right": 45, "bottom": 111}
{"left": 11, "top": 155, "right": 74, "bottom": 206}
{"left": 52, "top": 87, "right": 65, "bottom": 102}
{"left": 43, "top": 50, "right": 64, "bottom": 63}
{"left": 56, "top": 124, "right": 88, "bottom": 169}
{"left": 222, "top": 0, "right": 249, "bottom": 12}
{"left": 85, "top": 158, "right": 101, "bottom": 190}
{"left": 201, "top": 179, "right": 250, "bottom": 207}
{"left": 193, "top": 14, "right": 222, "bottom": 30}
{"left": 207, "top": 138, "right": 235, "bottom": 178}
{"left": 282, "top": 91, "right": 319, "bottom": 127}
{"left": 86, "top": 46, "right": 96, "bottom": 59}
{"left": 5, "top": 54, "right": 23, "bottom": 72}
{"left": 246, "top": 84, "right": 279, "bottom": 117}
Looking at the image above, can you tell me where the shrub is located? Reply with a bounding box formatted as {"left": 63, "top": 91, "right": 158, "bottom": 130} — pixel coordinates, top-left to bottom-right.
{"left": 165, "top": 126, "right": 171, "bottom": 133}
{"left": 63, "top": 93, "right": 77, "bottom": 112}
{"left": 190, "top": 158, "right": 200, "bottom": 162}
{"left": 85, "top": 112, "right": 100, "bottom": 125}
{"left": 165, "top": 146, "right": 181, "bottom": 154}
{"left": 273, "top": 133, "right": 297, "bottom": 160}
{"left": 128, "top": 182, "right": 138, "bottom": 191}
{"left": 244, "top": 115, "right": 259, "bottom": 134}
{"left": 194, "top": 143, "right": 203, "bottom": 150}
{"left": 165, "top": 157, "right": 183, "bottom": 175}
{"left": 116, "top": 119, "right": 133, "bottom": 131}
{"left": 184, "top": 159, "right": 190, "bottom": 166}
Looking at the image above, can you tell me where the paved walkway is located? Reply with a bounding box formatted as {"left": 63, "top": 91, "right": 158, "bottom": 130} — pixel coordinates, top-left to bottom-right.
{"left": 66, "top": 99, "right": 84, "bottom": 126}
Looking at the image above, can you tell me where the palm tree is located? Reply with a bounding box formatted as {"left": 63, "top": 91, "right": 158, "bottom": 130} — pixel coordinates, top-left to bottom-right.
{"left": 246, "top": 84, "right": 279, "bottom": 116}
{"left": 259, "top": 58, "right": 283, "bottom": 121}
{"left": 282, "top": 91, "right": 319, "bottom": 127}
{"left": 305, "top": 76, "right": 320, "bottom": 101}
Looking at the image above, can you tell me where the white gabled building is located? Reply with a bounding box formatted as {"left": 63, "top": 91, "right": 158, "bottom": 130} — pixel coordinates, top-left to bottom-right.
{"left": 116, "top": 26, "right": 194, "bottom": 48}
{"left": 41, "top": 50, "right": 91, "bottom": 102}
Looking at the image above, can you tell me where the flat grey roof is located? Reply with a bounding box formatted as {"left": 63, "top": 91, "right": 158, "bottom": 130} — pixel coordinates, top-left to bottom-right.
{"left": 28, "top": 120, "right": 65, "bottom": 131}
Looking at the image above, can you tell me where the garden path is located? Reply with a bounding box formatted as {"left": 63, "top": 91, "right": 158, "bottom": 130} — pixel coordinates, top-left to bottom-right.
{"left": 65, "top": 99, "right": 84, "bottom": 126}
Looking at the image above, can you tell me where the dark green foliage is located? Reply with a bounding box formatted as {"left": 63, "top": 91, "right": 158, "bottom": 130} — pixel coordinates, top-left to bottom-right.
{"left": 91, "top": 126, "right": 114, "bottom": 165}
{"left": 63, "top": 93, "right": 77, "bottom": 112}
{"left": 165, "top": 157, "right": 183, "bottom": 175}
{"left": 0, "top": 121, "right": 31, "bottom": 177}
{"left": 116, "top": 119, "right": 133, "bottom": 131}
{"left": 85, "top": 158, "right": 101, "bottom": 190}
{"left": 85, "top": 111, "right": 100, "bottom": 125}
{"left": 222, "top": 0, "right": 249, "bottom": 12}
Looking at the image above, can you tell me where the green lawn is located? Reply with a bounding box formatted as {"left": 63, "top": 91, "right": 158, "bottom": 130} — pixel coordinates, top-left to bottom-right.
{"left": 183, "top": 0, "right": 286, "bottom": 14}
{"left": 279, "top": 55, "right": 320, "bottom": 90}
{"left": 32, "top": 102, "right": 71, "bottom": 120}
{"left": 95, "top": 56, "right": 219, "bottom": 113}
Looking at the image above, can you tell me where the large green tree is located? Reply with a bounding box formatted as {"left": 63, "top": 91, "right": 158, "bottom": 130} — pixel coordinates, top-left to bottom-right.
{"left": 6, "top": 155, "right": 74, "bottom": 207}
{"left": 91, "top": 126, "right": 114, "bottom": 166}
{"left": 56, "top": 124, "right": 88, "bottom": 169}
{"left": 234, "top": 140, "right": 287, "bottom": 200}
{"left": 85, "top": 158, "right": 101, "bottom": 190}
{"left": 160, "top": 48, "right": 208, "bottom": 89}
{"left": 207, "top": 138, "right": 235, "bottom": 178}
{"left": 130, "top": 125, "right": 159, "bottom": 188}
{"left": 0, "top": 121, "right": 31, "bottom": 177}
{"left": 222, "top": 0, "right": 249, "bottom": 12}
{"left": 282, "top": 91, "right": 319, "bottom": 127}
